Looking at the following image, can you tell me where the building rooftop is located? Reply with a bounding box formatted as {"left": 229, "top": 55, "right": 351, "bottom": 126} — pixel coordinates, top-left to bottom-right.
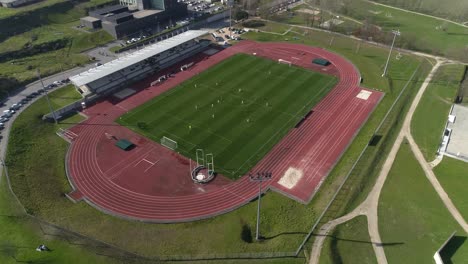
{"left": 103, "top": 12, "right": 134, "bottom": 23}
{"left": 90, "top": 4, "right": 128, "bottom": 15}
{"left": 133, "top": 9, "right": 162, "bottom": 19}
{"left": 69, "top": 30, "right": 208, "bottom": 87}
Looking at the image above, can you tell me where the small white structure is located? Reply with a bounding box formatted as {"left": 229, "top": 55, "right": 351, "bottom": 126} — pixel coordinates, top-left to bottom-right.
{"left": 448, "top": 114, "right": 456, "bottom": 123}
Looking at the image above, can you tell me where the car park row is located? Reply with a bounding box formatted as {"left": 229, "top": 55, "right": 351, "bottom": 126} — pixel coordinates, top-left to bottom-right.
{"left": 0, "top": 78, "right": 70, "bottom": 138}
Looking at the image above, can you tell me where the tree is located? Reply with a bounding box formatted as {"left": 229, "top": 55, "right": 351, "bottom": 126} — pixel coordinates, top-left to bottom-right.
{"left": 235, "top": 9, "right": 249, "bottom": 21}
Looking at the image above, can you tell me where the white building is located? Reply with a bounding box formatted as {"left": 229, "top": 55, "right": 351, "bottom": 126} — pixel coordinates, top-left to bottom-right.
{"left": 69, "top": 30, "right": 210, "bottom": 97}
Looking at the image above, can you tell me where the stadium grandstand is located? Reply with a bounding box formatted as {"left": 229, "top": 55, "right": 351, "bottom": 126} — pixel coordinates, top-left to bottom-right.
{"left": 69, "top": 30, "right": 209, "bottom": 99}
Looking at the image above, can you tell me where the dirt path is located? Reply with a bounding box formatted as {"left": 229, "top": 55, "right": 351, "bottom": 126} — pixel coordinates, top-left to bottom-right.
{"left": 310, "top": 59, "right": 444, "bottom": 264}
{"left": 406, "top": 134, "right": 468, "bottom": 232}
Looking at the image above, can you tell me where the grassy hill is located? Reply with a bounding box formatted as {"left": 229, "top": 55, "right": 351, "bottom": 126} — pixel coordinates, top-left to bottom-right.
{"left": 370, "top": 0, "right": 468, "bottom": 22}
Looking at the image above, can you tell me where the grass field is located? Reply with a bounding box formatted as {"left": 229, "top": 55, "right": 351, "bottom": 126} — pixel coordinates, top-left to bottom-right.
{"left": 378, "top": 142, "right": 468, "bottom": 263}
{"left": 342, "top": 0, "right": 468, "bottom": 59}
{"left": 4, "top": 27, "right": 429, "bottom": 261}
{"left": 268, "top": 4, "right": 362, "bottom": 34}
{"left": 0, "top": 140, "right": 116, "bottom": 264}
{"left": 47, "top": 84, "right": 82, "bottom": 109}
{"left": 434, "top": 157, "right": 468, "bottom": 222}
{"left": 370, "top": 0, "right": 468, "bottom": 22}
{"left": 411, "top": 64, "right": 465, "bottom": 161}
{"left": 119, "top": 54, "right": 337, "bottom": 179}
{"left": 0, "top": 0, "right": 114, "bottom": 97}
{"left": 319, "top": 216, "right": 377, "bottom": 264}
{"left": 297, "top": 0, "right": 468, "bottom": 60}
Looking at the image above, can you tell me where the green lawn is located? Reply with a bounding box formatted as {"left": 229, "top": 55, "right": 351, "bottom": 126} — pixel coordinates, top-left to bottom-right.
{"left": 297, "top": 0, "right": 468, "bottom": 60}
{"left": 269, "top": 4, "right": 361, "bottom": 34}
{"left": 0, "top": 144, "right": 115, "bottom": 264}
{"left": 47, "top": 84, "right": 82, "bottom": 109}
{"left": 0, "top": 0, "right": 114, "bottom": 97}
{"left": 319, "top": 216, "right": 377, "bottom": 264}
{"left": 0, "top": 51, "right": 89, "bottom": 84}
{"left": 434, "top": 157, "right": 468, "bottom": 222}
{"left": 411, "top": 64, "right": 465, "bottom": 161}
{"left": 343, "top": 0, "right": 468, "bottom": 59}
{"left": 0, "top": 85, "right": 108, "bottom": 263}
{"left": 370, "top": 0, "right": 468, "bottom": 22}
{"left": 378, "top": 142, "right": 468, "bottom": 263}
{"left": 119, "top": 54, "right": 337, "bottom": 179}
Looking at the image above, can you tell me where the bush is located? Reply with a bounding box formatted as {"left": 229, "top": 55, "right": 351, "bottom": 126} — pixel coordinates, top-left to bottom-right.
{"left": 242, "top": 20, "right": 265, "bottom": 28}
{"left": 235, "top": 10, "right": 249, "bottom": 21}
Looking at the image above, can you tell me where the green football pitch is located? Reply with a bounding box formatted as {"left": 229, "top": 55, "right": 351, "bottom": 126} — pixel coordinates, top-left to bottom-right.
{"left": 118, "top": 54, "right": 337, "bottom": 179}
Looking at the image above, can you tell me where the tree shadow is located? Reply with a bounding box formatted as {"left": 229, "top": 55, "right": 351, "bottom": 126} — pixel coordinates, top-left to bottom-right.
{"left": 440, "top": 236, "right": 467, "bottom": 264}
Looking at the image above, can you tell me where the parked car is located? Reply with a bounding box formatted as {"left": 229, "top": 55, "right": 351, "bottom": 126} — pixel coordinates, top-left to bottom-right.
{"left": 0, "top": 117, "right": 9, "bottom": 122}
{"left": 10, "top": 103, "right": 21, "bottom": 111}
{"left": 3, "top": 109, "right": 15, "bottom": 115}
{"left": 26, "top": 94, "right": 35, "bottom": 99}
{"left": 53, "top": 81, "right": 62, "bottom": 86}
{"left": 1, "top": 112, "right": 12, "bottom": 119}
{"left": 37, "top": 88, "right": 45, "bottom": 94}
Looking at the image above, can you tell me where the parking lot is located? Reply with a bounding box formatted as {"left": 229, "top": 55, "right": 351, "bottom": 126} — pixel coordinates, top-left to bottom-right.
{"left": 183, "top": 0, "right": 225, "bottom": 17}
{"left": 445, "top": 104, "right": 468, "bottom": 161}
{"left": 210, "top": 26, "right": 248, "bottom": 45}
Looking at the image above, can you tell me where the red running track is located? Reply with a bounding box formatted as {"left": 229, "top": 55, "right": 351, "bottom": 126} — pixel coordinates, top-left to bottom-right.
{"left": 66, "top": 41, "right": 383, "bottom": 222}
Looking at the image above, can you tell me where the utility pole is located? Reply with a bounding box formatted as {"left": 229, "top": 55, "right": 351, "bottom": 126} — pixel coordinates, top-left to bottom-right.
{"left": 382, "top": 29, "right": 400, "bottom": 77}
{"left": 36, "top": 69, "right": 58, "bottom": 124}
{"left": 229, "top": 0, "right": 233, "bottom": 39}
{"left": 249, "top": 172, "right": 272, "bottom": 241}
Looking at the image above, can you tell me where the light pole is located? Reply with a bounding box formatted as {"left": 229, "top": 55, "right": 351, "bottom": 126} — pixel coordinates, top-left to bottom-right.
{"left": 382, "top": 29, "right": 400, "bottom": 77}
{"left": 249, "top": 172, "right": 272, "bottom": 241}
{"left": 36, "top": 69, "right": 58, "bottom": 124}
{"left": 228, "top": 0, "right": 233, "bottom": 39}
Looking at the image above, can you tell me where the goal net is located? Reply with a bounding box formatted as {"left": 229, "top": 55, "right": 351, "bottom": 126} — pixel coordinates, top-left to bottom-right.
{"left": 161, "top": 136, "right": 177, "bottom": 150}
{"left": 278, "top": 59, "right": 292, "bottom": 67}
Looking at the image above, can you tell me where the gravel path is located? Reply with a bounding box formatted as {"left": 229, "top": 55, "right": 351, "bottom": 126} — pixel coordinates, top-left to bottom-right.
{"left": 309, "top": 58, "right": 449, "bottom": 264}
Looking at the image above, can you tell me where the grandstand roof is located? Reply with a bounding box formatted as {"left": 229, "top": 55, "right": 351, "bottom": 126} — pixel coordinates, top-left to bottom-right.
{"left": 69, "top": 30, "right": 208, "bottom": 87}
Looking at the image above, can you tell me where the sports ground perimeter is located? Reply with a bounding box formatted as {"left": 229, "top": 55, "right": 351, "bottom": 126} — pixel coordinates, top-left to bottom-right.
{"left": 65, "top": 41, "right": 383, "bottom": 222}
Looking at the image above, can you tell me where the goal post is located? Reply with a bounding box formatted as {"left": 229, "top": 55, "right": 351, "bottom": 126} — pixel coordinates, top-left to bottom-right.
{"left": 161, "top": 136, "right": 177, "bottom": 150}
{"left": 196, "top": 149, "right": 205, "bottom": 167}
{"left": 278, "top": 59, "right": 292, "bottom": 67}
{"left": 206, "top": 153, "right": 214, "bottom": 175}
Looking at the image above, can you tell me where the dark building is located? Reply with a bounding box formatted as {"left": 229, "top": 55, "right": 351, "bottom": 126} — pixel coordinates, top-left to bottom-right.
{"left": 80, "top": 0, "right": 187, "bottom": 39}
